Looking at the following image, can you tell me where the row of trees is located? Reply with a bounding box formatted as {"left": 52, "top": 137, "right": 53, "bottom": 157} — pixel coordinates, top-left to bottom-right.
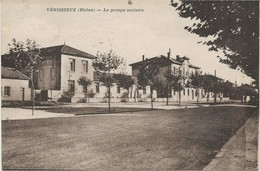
{"left": 4, "top": 39, "right": 256, "bottom": 113}
{"left": 135, "top": 58, "right": 257, "bottom": 109}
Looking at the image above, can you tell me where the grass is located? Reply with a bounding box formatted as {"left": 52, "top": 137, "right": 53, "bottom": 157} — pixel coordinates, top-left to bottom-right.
{"left": 35, "top": 106, "right": 158, "bottom": 115}
{"left": 2, "top": 106, "right": 257, "bottom": 170}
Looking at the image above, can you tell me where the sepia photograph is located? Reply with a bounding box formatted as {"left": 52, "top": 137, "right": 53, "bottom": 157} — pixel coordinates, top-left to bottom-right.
{"left": 1, "top": 0, "right": 259, "bottom": 170}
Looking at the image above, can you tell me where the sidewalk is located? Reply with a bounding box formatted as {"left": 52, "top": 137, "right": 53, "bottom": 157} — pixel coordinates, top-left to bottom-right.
{"left": 203, "top": 113, "right": 258, "bottom": 171}
{"left": 1, "top": 108, "right": 74, "bottom": 120}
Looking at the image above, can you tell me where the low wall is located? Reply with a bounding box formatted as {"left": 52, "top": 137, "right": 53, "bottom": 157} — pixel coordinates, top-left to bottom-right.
{"left": 71, "top": 97, "right": 230, "bottom": 103}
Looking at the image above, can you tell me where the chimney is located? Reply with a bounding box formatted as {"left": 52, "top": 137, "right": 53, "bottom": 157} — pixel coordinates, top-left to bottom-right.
{"left": 142, "top": 55, "right": 145, "bottom": 61}
{"left": 176, "top": 55, "right": 180, "bottom": 61}
{"left": 168, "top": 48, "right": 171, "bottom": 60}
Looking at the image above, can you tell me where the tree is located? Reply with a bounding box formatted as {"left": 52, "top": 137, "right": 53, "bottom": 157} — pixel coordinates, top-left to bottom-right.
{"left": 77, "top": 76, "right": 92, "bottom": 102}
{"left": 219, "top": 80, "right": 233, "bottom": 101}
{"left": 165, "top": 68, "right": 186, "bottom": 106}
{"left": 113, "top": 73, "right": 134, "bottom": 102}
{"left": 200, "top": 74, "right": 218, "bottom": 103}
{"left": 171, "top": 1, "right": 259, "bottom": 86}
{"left": 137, "top": 60, "right": 160, "bottom": 109}
{"left": 92, "top": 50, "right": 125, "bottom": 111}
{"left": 189, "top": 71, "right": 203, "bottom": 105}
{"left": 4, "top": 39, "right": 44, "bottom": 115}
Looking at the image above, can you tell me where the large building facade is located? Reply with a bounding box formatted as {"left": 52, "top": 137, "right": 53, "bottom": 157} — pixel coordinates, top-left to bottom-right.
{"left": 34, "top": 45, "right": 96, "bottom": 102}
{"left": 130, "top": 54, "right": 224, "bottom": 102}
{"left": 2, "top": 44, "right": 227, "bottom": 103}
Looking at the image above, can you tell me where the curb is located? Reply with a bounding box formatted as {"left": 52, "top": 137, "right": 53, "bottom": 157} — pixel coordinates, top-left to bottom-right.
{"left": 203, "top": 114, "right": 258, "bottom": 170}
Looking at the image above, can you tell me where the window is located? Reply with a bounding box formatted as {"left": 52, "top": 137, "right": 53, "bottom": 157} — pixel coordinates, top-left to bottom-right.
{"left": 174, "top": 90, "right": 176, "bottom": 95}
{"left": 96, "top": 82, "right": 100, "bottom": 93}
{"left": 183, "top": 89, "right": 185, "bottom": 95}
{"left": 82, "top": 60, "right": 88, "bottom": 73}
{"left": 4, "top": 86, "right": 11, "bottom": 96}
{"left": 188, "top": 89, "right": 190, "bottom": 96}
{"left": 195, "top": 89, "right": 197, "bottom": 97}
{"left": 117, "top": 86, "right": 120, "bottom": 93}
{"left": 143, "top": 87, "right": 146, "bottom": 94}
{"left": 68, "top": 80, "right": 75, "bottom": 94}
{"left": 69, "top": 58, "right": 75, "bottom": 71}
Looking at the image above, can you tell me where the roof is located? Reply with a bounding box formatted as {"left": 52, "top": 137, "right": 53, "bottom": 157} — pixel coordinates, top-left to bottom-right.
{"left": 40, "top": 44, "right": 96, "bottom": 59}
{"left": 129, "top": 55, "right": 182, "bottom": 66}
{"left": 129, "top": 55, "right": 200, "bottom": 69}
{"left": 189, "top": 64, "right": 200, "bottom": 69}
{"left": 1, "top": 67, "right": 30, "bottom": 80}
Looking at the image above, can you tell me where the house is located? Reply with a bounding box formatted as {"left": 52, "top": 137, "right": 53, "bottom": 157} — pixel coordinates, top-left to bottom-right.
{"left": 1, "top": 67, "right": 31, "bottom": 101}
{"left": 33, "top": 44, "right": 96, "bottom": 102}
{"left": 130, "top": 54, "right": 208, "bottom": 102}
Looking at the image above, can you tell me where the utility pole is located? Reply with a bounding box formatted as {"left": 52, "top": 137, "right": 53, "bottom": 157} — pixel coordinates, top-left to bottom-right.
{"left": 166, "top": 48, "right": 171, "bottom": 105}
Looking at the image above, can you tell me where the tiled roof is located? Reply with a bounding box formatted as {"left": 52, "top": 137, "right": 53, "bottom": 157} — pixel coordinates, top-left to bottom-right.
{"left": 129, "top": 55, "right": 182, "bottom": 66}
{"left": 1, "top": 67, "right": 29, "bottom": 80}
{"left": 41, "top": 44, "right": 96, "bottom": 59}
{"left": 129, "top": 55, "right": 200, "bottom": 69}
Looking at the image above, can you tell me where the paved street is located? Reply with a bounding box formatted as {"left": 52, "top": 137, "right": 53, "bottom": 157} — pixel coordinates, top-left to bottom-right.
{"left": 2, "top": 105, "right": 257, "bottom": 170}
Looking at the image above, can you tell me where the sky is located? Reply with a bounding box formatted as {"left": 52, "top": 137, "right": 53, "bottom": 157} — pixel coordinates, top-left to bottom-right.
{"left": 1, "top": 0, "right": 254, "bottom": 85}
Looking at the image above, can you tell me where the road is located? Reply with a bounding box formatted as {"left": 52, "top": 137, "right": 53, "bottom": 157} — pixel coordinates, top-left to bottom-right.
{"left": 2, "top": 105, "right": 257, "bottom": 170}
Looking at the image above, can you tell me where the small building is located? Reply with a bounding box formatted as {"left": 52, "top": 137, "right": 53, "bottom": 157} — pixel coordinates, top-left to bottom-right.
{"left": 1, "top": 67, "right": 31, "bottom": 101}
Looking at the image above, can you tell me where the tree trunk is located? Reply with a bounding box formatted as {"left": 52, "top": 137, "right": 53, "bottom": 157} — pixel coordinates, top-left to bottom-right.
{"left": 214, "top": 90, "right": 217, "bottom": 103}
{"left": 150, "top": 88, "right": 153, "bottom": 109}
{"left": 127, "top": 88, "right": 129, "bottom": 103}
{"left": 197, "top": 88, "right": 199, "bottom": 106}
{"left": 86, "top": 87, "right": 88, "bottom": 103}
{"left": 30, "top": 71, "right": 35, "bottom": 116}
{"left": 178, "top": 84, "right": 181, "bottom": 107}
{"left": 108, "top": 85, "right": 111, "bottom": 111}
{"left": 166, "top": 83, "right": 169, "bottom": 106}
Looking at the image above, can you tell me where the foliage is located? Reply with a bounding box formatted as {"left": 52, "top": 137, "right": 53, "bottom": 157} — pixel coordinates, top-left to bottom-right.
{"left": 171, "top": 1, "right": 259, "bottom": 84}
{"left": 165, "top": 68, "right": 186, "bottom": 92}
{"left": 113, "top": 73, "right": 135, "bottom": 90}
{"left": 92, "top": 50, "right": 125, "bottom": 72}
{"left": 189, "top": 70, "right": 203, "bottom": 88}
{"left": 121, "top": 92, "right": 129, "bottom": 102}
{"left": 92, "top": 50, "right": 125, "bottom": 111}
{"left": 137, "top": 60, "right": 160, "bottom": 89}
{"left": 4, "top": 39, "right": 45, "bottom": 115}
{"left": 4, "top": 39, "right": 43, "bottom": 73}
{"left": 137, "top": 59, "right": 160, "bottom": 108}
{"left": 77, "top": 76, "right": 92, "bottom": 98}
{"left": 87, "top": 89, "right": 95, "bottom": 98}
{"left": 99, "top": 73, "right": 115, "bottom": 87}
{"left": 200, "top": 74, "right": 216, "bottom": 93}
{"left": 165, "top": 67, "right": 187, "bottom": 106}
{"left": 189, "top": 70, "right": 204, "bottom": 104}
{"left": 57, "top": 92, "right": 71, "bottom": 103}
